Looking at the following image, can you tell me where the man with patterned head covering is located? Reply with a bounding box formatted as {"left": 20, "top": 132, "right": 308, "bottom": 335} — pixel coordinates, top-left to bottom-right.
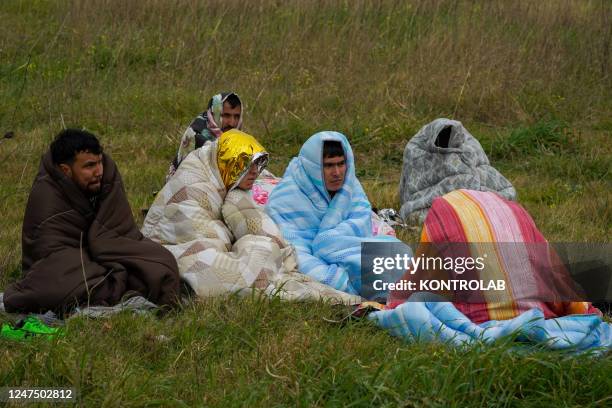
{"left": 167, "top": 92, "right": 243, "bottom": 179}
{"left": 143, "top": 129, "right": 358, "bottom": 303}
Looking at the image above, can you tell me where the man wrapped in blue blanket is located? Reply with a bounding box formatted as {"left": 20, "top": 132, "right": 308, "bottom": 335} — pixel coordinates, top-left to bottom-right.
{"left": 266, "top": 131, "right": 399, "bottom": 295}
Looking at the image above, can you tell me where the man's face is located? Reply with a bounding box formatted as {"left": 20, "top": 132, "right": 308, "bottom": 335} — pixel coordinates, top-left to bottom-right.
{"left": 322, "top": 155, "right": 346, "bottom": 193}
{"left": 60, "top": 151, "right": 104, "bottom": 195}
{"left": 220, "top": 101, "right": 241, "bottom": 132}
{"left": 237, "top": 163, "right": 259, "bottom": 190}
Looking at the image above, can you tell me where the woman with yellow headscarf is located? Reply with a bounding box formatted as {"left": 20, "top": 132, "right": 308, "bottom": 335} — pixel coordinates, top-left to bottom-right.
{"left": 142, "top": 129, "right": 359, "bottom": 304}
{"left": 216, "top": 130, "right": 268, "bottom": 191}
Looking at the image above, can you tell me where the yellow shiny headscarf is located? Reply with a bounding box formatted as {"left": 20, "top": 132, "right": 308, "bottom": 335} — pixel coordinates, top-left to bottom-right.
{"left": 217, "top": 129, "right": 268, "bottom": 189}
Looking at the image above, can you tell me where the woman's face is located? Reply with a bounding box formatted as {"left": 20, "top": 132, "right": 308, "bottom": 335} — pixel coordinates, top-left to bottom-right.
{"left": 237, "top": 163, "right": 259, "bottom": 190}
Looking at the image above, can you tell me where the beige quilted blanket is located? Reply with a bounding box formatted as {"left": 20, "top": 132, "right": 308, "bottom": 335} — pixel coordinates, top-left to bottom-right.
{"left": 142, "top": 142, "right": 360, "bottom": 304}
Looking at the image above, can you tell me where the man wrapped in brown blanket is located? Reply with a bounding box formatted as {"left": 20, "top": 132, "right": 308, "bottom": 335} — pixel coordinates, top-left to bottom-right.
{"left": 2, "top": 129, "right": 180, "bottom": 314}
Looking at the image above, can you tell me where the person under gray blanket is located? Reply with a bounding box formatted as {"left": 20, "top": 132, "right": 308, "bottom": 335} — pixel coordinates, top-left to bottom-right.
{"left": 1, "top": 129, "right": 181, "bottom": 314}
{"left": 398, "top": 118, "right": 516, "bottom": 224}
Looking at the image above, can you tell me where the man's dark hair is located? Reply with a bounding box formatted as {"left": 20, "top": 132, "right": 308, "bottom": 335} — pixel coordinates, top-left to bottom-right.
{"left": 224, "top": 93, "right": 241, "bottom": 109}
{"left": 50, "top": 128, "right": 103, "bottom": 165}
{"left": 323, "top": 140, "right": 344, "bottom": 159}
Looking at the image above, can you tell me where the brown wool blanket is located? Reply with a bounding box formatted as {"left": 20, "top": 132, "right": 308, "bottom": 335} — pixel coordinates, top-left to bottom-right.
{"left": 3, "top": 151, "right": 180, "bottom": 313}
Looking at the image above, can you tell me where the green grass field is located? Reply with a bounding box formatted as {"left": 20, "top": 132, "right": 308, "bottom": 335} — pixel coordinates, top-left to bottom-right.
{"left": 1, "top": 1, "right": 611, "bottom": 406}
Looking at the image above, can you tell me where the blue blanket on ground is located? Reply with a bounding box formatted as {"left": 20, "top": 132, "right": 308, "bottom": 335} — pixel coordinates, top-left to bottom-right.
{"left": 369, "top": 294, "right": 612, "bottom": 353}
{"left": 266, "top": 131, "right": 398, "bottom": 295}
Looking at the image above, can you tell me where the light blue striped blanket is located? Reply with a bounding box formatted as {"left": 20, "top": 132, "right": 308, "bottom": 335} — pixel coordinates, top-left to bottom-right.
{"left": 369, "top": 293, "right": 612, "bottom": 352}
{"left": 266, "top": 131, "right": 398, "bottom": 295}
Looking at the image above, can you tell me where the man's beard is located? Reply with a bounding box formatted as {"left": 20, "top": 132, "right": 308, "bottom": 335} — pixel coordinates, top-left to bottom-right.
{"left": 84, "top": 181, "right": 102, "bottom": 197}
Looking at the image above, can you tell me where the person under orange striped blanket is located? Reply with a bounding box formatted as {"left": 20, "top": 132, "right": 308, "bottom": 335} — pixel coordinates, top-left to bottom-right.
{"left": 388, "top": 189, "right": 601, "bottom": 324}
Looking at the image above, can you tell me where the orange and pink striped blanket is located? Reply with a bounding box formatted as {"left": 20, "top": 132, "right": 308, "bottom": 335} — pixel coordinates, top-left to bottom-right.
{"left": 389, "top": 189, "right": 599, "bottom": 323}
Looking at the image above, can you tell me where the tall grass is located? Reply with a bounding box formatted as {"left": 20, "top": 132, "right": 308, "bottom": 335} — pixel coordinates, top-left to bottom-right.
{"left": 2, "top": 297, "right": 612, "bottom": 407}
{"left": 0, "top": 1, "right": 610, "bottom": 405}
{"left": 1, "top": 0, "right": 611, "bottom": 135}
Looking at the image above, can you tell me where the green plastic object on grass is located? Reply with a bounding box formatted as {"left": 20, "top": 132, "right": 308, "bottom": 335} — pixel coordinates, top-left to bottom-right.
{"left": 0, "top": 316, "right": 63, "bottom": 341}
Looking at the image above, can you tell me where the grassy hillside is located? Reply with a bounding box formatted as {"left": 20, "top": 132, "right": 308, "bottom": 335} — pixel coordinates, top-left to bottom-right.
{"left": 0, "top": 1, "right": 610, "bottom": 406}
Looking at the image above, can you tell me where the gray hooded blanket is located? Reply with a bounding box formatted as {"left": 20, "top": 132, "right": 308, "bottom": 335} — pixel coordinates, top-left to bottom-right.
{"left": 399, "top": 118, "right": 516, "bottom": 224}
